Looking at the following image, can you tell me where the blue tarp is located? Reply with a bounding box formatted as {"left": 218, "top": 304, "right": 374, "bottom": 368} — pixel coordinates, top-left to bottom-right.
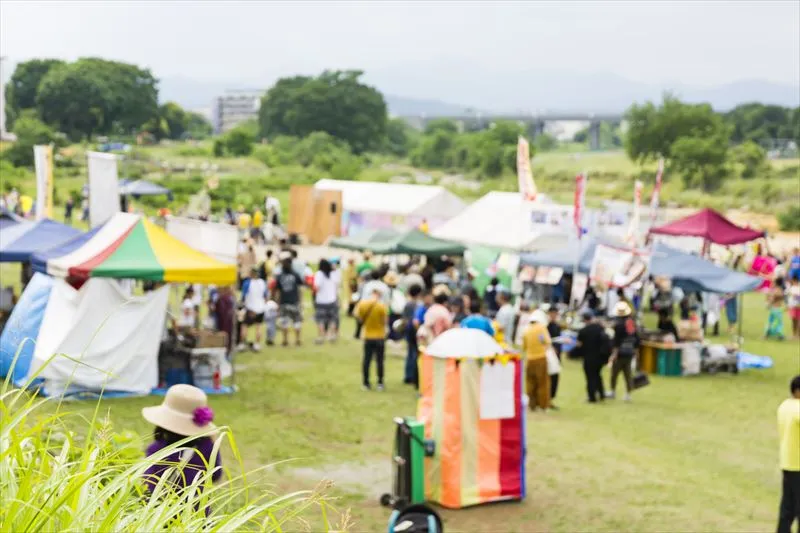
{"left": 0, "top": 273, "right": 53, "bottom": 383}
{"left": 0, "top": 209, "right": 24, "bottom": 231}
{"left": 0, "top": 219, "right": 83, "bottom": 263}
{"left": 81, "top": 179, "right": 172, "bottom": 198}
{"left": 649, "top": 243, "right": 762, "bottom": 294}
{"left": 520, "top": 239, "right": 761, "bottom": 294}
{"left": 30, "top": 224, "right": 103, "bottom": 274}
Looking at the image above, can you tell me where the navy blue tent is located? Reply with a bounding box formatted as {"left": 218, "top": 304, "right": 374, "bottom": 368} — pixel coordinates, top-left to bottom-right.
{"left": 0, "top": 219, "right": 83, "bottom": 263}
{"left": 30, "top": 224, "right": 103, "bottom": 274}
{"left": 0, "top": 209, "right": 24, "bottom": 232}
{"left": 650, "top": 243, "right": 761, "bottom": 294}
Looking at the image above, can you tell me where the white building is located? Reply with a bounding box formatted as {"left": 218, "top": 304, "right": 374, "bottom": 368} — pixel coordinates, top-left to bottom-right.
{"left": 212, "top": 90, "right": 263, "bottom": 133}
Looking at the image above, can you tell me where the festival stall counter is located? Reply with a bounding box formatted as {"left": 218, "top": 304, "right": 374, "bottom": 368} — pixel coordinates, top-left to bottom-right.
{"left": 417, "top": 328, "right": 526, "bottom": 509}
{"left": 0, "top": 213, "right": 237, "bottom": 398}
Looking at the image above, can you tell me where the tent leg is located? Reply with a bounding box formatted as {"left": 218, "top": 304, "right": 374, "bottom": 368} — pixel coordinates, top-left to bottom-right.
{"left": 737, "top": 292, "right": 744, "bottom": 347}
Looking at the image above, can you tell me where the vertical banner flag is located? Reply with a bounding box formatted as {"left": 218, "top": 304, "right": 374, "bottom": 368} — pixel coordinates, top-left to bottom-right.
{"left": 517, "top": 136, "right": 537, "bottom": 201}
{"left": 87, "top": 151, "right": 121, "bottom": 228}
{"left": 33, "top": 145, "right": 54, "bottom": 220}
{"left": 625, "top": 180, "right": 643, "bottom": 246}
{"left": 649, "top": 158, "right": 664, "bottom": 224}
{"left": 573, "top": 173, "right": 586, "bottom": 238}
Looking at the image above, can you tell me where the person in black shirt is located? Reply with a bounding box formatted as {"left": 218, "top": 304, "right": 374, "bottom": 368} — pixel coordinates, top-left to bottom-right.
{"left": 546, "top": 306, "right": 562, "bottom": 407}
{"left": 657, "top": 308, "right": 680, "bottom": 341}
{"left": 483, "top": 277, "right": 501, "bottom": 318}
{"left": 576, "top": 309, "right": 609, "bottom": 403}
{"left": 274, "top": 256, "right": 304, "bottom": 347}
{"left": 608, "top": 302, "right": 639, "bottom": 402}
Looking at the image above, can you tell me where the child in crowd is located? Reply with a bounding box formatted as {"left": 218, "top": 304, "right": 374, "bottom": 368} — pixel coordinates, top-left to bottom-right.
{"left": 142, "top": 384, "right": 222, "bottom": 497}
{"left": 264, "top": 298, "right": 279, "bottom": 346}
{"left": 179, "top": 287, "right": 196, "bottom": 330}
{"left": 765, "top": 285, "right": 786, "bottom": 341}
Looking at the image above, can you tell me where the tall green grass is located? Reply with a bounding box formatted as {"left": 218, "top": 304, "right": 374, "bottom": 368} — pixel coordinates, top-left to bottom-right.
{"left": 0, "top": 369, "right": 340, "bottom": 532}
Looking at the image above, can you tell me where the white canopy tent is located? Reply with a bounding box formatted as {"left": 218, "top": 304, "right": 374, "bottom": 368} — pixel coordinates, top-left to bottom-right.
{"left": 431, "top": 191, "right": 573, "bottom": 252}
{"left": 313, "top": 179, "right": 466, "bottom": 235}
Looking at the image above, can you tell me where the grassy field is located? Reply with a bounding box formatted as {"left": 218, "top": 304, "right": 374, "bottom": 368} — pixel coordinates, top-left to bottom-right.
{"left": 13, "top": 282, "right": 798, "bottom": 532}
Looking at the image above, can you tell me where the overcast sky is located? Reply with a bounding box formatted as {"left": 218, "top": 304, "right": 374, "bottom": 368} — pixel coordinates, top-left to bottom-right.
{"left": 1, "top": 0, "right": 798, "bottom": 88}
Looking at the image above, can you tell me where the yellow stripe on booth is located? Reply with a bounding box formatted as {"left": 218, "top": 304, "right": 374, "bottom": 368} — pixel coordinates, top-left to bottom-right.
{"left": 459, "top": 359, "right": 480, "bottom": 507}
{"left": 143, "top": 218, "right": 236, "bottom": 285}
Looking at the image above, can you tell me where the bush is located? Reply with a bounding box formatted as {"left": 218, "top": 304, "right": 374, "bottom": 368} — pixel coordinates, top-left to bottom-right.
{"left": 4, "top": 111, "right": 65, "bottom": 167}
{"left": 0, "top": 369, "right": 333, "bottom": 531}
{"left": 225, "top": 128, "right": 254, "bottom": 156}
{"left": 778, "top": 205, "right": 800, "bottom": 231}
{"left": 212, "top": 139, "right": 225, "bottom": 157}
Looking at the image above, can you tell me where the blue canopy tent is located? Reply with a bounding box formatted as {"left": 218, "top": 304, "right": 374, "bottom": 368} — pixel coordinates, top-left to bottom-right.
{"left": 521, "top": 239, "right": 760, "bottom": 294}
{"left": 0, "top": 209, "right": 24, "bottom": 231}
{"left": 649, "top": 243, "right": 761, "bottom": 294}
{"left": 0, "top": 219, "right": 83, "bottom": 263}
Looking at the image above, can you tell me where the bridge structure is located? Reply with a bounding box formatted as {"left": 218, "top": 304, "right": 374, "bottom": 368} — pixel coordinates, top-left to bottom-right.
{"left": 398, "top": 112, "right": 625, "bottom": 150}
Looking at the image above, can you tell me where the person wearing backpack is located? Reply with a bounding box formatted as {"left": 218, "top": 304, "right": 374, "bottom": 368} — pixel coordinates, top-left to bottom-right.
{"left": 607, "top": 301, "right": 640, "bottom": 402}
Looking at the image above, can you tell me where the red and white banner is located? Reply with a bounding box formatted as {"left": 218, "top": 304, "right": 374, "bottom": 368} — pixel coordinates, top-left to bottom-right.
{"left": 573, "top": 173, "right": 587, "bottom": 238}
{"left": 649, "top": 158, "right": 664, "bottom": 224}
{"left": 625, "top": 180, "right": 644, "bottom": 246}
{"left": 517, "top": 136, "right": 537, "bottom": 201}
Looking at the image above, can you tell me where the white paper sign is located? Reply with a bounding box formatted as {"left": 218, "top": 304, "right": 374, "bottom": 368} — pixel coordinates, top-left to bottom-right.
{"left": 479, "top": 362, "right": 515, "bottom": 420}
{"left": 87, "top": 151, "right": 120, "bottom": 228}
{"left": 590, "top": 244, "right": 651, "bottom": 288}
{"left": 166, "top": 217, "right": 239, "bottom": 265}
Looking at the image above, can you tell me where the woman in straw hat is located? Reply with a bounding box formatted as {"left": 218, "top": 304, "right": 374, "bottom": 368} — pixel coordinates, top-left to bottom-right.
{"left": 607, "top": 301, "right": 639, "bottom": 402}
{"left": 142, "top": 384, "right": 222, "bottom": 493}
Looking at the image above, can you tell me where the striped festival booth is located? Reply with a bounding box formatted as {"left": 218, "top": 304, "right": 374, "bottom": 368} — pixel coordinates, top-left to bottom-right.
{"left": 417, "top": 328, "right": 526, "bottom": 508}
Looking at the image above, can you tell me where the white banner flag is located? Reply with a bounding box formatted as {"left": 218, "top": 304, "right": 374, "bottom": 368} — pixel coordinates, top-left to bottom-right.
{"left": 86, "top": 151, "right": 120, "bottom": 228}
{"left": 33, "top": 145, "right": 54, "bottom": 220}
{"left": 166, "top": 217, "right": 239, "bottom": 265}
{"left": 590, "top": 244, "right": 651, "bottom": 289}
{"left": 625, "top": 180, "right": 644, "bottom": 246}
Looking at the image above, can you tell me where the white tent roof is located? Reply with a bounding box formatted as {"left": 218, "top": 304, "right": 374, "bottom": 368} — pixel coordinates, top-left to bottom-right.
{"left": 431, "top": 191, "right": 572, "bottom": 251}
{"left": 314, "top": 179, "right": 466, "bottom": 219}
{"left": 425, "top": 328, "right": 505, "bottom": 359}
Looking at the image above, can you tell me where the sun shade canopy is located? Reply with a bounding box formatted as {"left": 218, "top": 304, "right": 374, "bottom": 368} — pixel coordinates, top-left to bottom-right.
{"left": 330, "top": 228, "right": 466, "bottom": 256}
{"left": 0, "top": 219, "right": 83, "bottom": 263}
{"left": 649, "top": 208, "right": 765, "bottom": 245}
{"left": 32, "top": 213, "right": 236, "bottom": 285}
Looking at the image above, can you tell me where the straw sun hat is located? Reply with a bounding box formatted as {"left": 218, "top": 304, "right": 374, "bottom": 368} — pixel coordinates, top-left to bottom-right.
{"left": 614, "top": 301, "right": 633, "bottom": 318}
{"left": 383, "top": 271, "right": 400, "bottom": 286}
{"left": 142, "top": 384, "right": 216, "bottom": 437}
{"left": 530, "top": 309, "right": 548, "bottom": 324}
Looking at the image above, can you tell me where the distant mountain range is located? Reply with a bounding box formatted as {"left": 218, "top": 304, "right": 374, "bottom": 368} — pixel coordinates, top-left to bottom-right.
{"left": 158, "top": 69, "right": 799, "bottom": 117}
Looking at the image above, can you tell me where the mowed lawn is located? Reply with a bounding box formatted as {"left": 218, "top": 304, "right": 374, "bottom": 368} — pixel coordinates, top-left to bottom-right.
{"left": 21, "top": 289, "right": 800, "bottom": 532}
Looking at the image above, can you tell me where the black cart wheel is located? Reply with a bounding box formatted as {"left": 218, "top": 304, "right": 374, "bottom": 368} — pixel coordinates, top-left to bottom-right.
{"left": 380, "top": 493, "right": 393, "bottom": 507}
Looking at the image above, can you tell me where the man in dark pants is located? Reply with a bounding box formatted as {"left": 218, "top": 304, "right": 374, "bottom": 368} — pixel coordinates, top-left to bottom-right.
{"left": 576, "top": 310, "right": 609, "bottom": 403}
{"left": 355, "top": 288, "right": 388, "bottom": 391}
{"left": 546, "top": 306, "right": 562, "bottom": 408}
{"left": 777, "top": 375, "right": 800, "bottom": 533}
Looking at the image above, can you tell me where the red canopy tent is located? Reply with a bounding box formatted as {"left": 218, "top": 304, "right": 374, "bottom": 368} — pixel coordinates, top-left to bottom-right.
{"left": 649, "top": 208, "right": 765, "bottom": 246}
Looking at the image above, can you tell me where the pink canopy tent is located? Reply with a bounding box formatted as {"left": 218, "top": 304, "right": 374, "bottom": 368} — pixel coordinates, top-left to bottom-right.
{"left": 649, "top": 208, "right": 765, "bottom": 246}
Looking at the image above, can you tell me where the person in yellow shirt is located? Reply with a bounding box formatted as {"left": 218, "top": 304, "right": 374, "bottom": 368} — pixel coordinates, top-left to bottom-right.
{"left": 252, "top": 209, "right": 264, "bottom": 242}
{"left": 777, "top": 375, "right": 800, "bottom": 533}
{"left": 237, "top": 205, "right": 252, "bottom": 234}
{"left": 343, "top": 257, "right": 359, "bottom": 316}
{"left": 521, "top": 309, "right": 552, "bottom": 411}
{"left": 418, "top": 218, "right": 429, "bottom": 234}
{"left": 355, "top": 288, "right": 388, "bottom": 391}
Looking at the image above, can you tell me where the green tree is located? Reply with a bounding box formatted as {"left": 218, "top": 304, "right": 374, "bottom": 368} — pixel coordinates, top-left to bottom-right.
{"left": 384, "top": 118, "right": 417, "bottom": 157}
{"left": 4, "top": 110, "right": 65, "bottom": 167}
{"left": 258, "top": 70, "right": 387, "bottom": 154}
{"left": 729, "top": 140, "right": 768, "bottom": 179}
{"left": 424, "top": 118, "right": 458, "bottom": 136}
{"left": 625, "top": 94, "right": 729, "bottom": 163}
{"left": 671, "top": 134, "right": 729, "bottom": 191}
{"left": 36, "top": 61, "right": 112, "bottom": 140}
{"left": 186, "top": 112, "right": 213, "bottom": 139}
{"left": 157, "top": 102, "right": 189, "bottom": 140}
{"left": 486, "top": 120, "right": 524, "bottom": 145}
{"left": 224, "top": 124, "right": 255, "bottom": 156}
{"left": 4, "top": 59, "right": 65, "bottom": 130}
{"left": 533, "top": 133, "right": 558, "bottom": 152}
{"left": 726, "top": 103, "right": 799, "bottom": 144}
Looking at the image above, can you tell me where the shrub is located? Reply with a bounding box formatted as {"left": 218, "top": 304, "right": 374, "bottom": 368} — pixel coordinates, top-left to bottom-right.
{"left": 212, "top": 139, "right": 225, "bottom": 157}
{"left": 778, "top": 205, "right": 800, "bottom": 231}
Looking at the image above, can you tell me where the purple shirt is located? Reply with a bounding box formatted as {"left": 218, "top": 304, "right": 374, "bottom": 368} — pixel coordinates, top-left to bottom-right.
{"left": 143, "top": 437, "right": 222, "bottom": 492}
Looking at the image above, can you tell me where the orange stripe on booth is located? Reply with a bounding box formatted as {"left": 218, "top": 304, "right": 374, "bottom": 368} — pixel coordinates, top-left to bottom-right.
{"left": 439, "top": 358, "right": 462, "bottom": 508}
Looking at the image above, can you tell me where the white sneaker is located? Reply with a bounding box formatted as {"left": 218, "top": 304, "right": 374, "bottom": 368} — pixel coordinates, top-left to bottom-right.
{"left": 605, "top": 391, "right": 615, "bottom": 399}
{"left": 623, "top": 393, "right": 632, "bottom": 402}
{"left": 236, "top": 343, "right": 247, "bottom": 351}
{"left": 377, "top": 384, "right": 385, "bottom": 392}
{"left": 252, "top": 343, "right": 261, "bottom": 351}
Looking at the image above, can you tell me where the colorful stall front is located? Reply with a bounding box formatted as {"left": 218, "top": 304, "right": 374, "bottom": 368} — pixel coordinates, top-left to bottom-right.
{"left": 417, "top": 328, "right": 526, "bottom": 509}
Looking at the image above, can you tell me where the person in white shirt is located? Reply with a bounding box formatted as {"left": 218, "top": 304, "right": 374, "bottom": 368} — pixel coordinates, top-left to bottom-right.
{"left": 179, "top": 287, "right": 197, "bottom": 329}
{"left": 313, "top": 259, "right": 341, "bottom": 343}
{"left": 238, "top": 267, "right": 268, "bottom": 351}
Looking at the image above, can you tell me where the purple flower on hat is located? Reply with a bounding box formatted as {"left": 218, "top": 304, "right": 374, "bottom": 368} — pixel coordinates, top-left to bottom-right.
{"left": 193, "top": 406, "right": 214, "bottom": 427}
